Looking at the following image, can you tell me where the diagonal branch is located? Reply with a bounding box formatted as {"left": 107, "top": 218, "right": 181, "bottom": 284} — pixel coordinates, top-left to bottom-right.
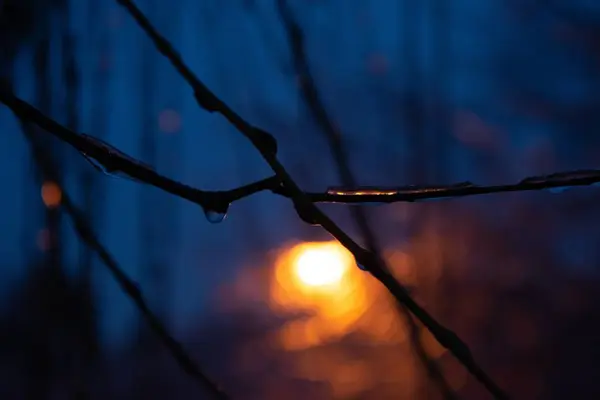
{"left": 114, "top": 1, "right": 508, "bottom": 398}
{"left": 275, "top": 1, "right": 456, "bottom": 398}
{"left": 13, "top": 97, "right": 228, "bottom": 399}
{"left": 276, "top": 2, "right": 456, "bottom": 398}
{"left": 8, "top": 84, "right": 600, "bottom": 398}
{"left": 0, "top": 83, "right": 276, "bottom": 217}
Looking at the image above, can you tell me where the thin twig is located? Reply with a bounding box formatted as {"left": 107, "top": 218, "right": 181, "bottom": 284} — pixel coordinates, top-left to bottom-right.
{"left": 113, "top": 1, "right": 508, "bottom": 398}
{"left": 275, "top": 1, "right": 456, "bottom": 397}
{"left": 12, "top": 93, "right": 228, "bottom": 399}
{"left": 1, "top": 87, "right": 597, "bottom": 212}
{"left": 0, "top": 84, "right": 269, "bottom": 216}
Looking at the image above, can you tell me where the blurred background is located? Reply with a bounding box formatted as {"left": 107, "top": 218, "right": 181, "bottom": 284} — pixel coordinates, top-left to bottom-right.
{"left": 2, "top": 0, "right": 600, "bottom": 398}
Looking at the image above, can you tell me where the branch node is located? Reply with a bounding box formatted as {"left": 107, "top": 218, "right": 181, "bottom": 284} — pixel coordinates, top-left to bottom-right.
{"left": 292, "top": 198, "right": 320, "bottom": 226}
{"left": 251, "top": 127, "right": 278, "bottom": 156}
{"left": 194, "top": 89, "right": 220, "bottom": 113}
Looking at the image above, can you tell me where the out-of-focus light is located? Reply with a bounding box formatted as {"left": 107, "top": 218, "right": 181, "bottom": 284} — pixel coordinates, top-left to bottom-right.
{"left": 271, "top": 241, "right": 368, "bottom": 349}
{"left": 294, "top": 244, "right": 348, "bottom": 287}
{"left": 367, "top": 53, "right": 389, "bottom": 75}
{"left": 36, "top": 228, "right": 51, "bottom": 251}
{"left": 158, "top": 109, "right": 181, "bottom": 133}
{"left": 453, "top": 110, "right": 498, "bottom": 149}
{"left": 41, "top": 181, "right": 61, "bottom": 208}
{"left": 99, "top": 53, "right": 112, "bottom": 72}
{"left": 270, "top": 241, "right": 406, "bottom": 351}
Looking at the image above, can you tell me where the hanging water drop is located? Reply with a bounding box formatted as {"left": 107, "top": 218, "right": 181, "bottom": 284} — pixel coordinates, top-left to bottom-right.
{"left": 354, "top": 250, "right": 374, "bottom": 272}
{"left": 204, "top": 208, "right": 228, "bottom": 224}
{"left": 354, "top": 255, "right": 369, "bottom": 271}
{"left": 201, "top": 195, "right": 230, "bottom": 224}
{"left": 357, "top": 262, "right": 368, "bottom": 271}
{"left": 81, "top": 153, "right": 140, "bottom": 182}
{"left": 81, "top": 153, "right": 107, "bottom": 173}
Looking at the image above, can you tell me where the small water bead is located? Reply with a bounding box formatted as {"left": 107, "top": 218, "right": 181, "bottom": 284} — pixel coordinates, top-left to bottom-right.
{"left": 81, "top": 153, "right": 142, "bottom": 182}
{"left": 204, "top": 208, "right": 228, "bottom": 224}
{"left": 357, "top": 262, "right": 368, "bottom": 271}
{"left": 79, "top": 134, "right": 153, "bottom": 182}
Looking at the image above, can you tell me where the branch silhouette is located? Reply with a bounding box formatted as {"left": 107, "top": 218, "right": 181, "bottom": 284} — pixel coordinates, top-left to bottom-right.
{"left": 1, "top": 85, "right": 597, "bottom": 210}
{"left": 6, "top": 2, "right": 600, "bottom": 396}
{"left": 275, "top": 0, "right": 456, "bottom": 397}
{"left": 114, "top": 1, "right": 508, "bottom": 399}
{"left": 7, "top": 2, "right": 600, "bottom": 397}
{"left": 5, "top": 85, "right": 228, "bottom": 399}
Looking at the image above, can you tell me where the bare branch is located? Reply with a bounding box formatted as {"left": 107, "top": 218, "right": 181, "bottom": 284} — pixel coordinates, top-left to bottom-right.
{"left": 0, "top": 84, "right": 274, "bottom": 217}
{"left": 2, "top": 85, "right": 596, "bottom": 210}
{"left": 275, "top": 0, "right": 456, "bottom": 397}
{"left": 9, "top": 2, "right": 598, "bottom": 396}
{"left": 6, "top": 85, "right": 228, "bottom": 399}
{"left": 113, "top": 1, "right": 508, "bottom": 399}
{"left": 6, "top": 86, "right": 598, "bottom": 398}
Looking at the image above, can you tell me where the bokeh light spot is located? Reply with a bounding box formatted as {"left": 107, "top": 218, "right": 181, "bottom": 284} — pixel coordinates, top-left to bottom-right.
{"left": 41, "top": 181, "right": 61, "bottom": 208}
{"left": 294, "top": 244, "right": 348, "bottom": 287}
{"left": 36, "top": 228, "right": 51, "bottom": 251}
{"left": 367, "top": 53, "right": 389, "bottom": 75}
{"left": 158, "top": 109, "right": 182, "bottom": 133}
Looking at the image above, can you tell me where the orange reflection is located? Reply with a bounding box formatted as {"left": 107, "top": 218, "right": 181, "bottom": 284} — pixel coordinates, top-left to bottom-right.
{"left": 41, "top": 181, "right": 61, "bottom": 208}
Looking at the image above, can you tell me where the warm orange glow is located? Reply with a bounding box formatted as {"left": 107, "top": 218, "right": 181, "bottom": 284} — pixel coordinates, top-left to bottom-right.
{"left": 420, "top": 327, "right": 447, "bottom": 359}
{"left": 294, "top": 243, "right": 348, "bottom": 287}
{"left": 271, "top": 241, "right": 367, "bottom": 349}
{"left": 41, "top": 181, "right": 61, "bottom": 208}
{"left": 270, "top": 241, "right": 406, "bottom": 350}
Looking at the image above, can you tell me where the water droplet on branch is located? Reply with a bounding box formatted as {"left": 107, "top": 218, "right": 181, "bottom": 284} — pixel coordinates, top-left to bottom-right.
{"left": 79, "top": 134, "right": 153, "bottom": 183}
{"left": 202, "top": 200, "right": 230, "bottom": 224}
{"left": 204, "top": 209, "right": 228, "bottom": 224}
{"left": 356, "top": 262, "right": 368, "bottom": 271}
{"left": 81, "top": 153, "right": 141, "bottom": 182}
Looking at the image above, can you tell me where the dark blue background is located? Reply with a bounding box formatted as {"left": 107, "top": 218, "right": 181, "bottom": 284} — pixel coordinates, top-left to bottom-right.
{"left": 2, "top": 0, "right": 600, "bottom": 398}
